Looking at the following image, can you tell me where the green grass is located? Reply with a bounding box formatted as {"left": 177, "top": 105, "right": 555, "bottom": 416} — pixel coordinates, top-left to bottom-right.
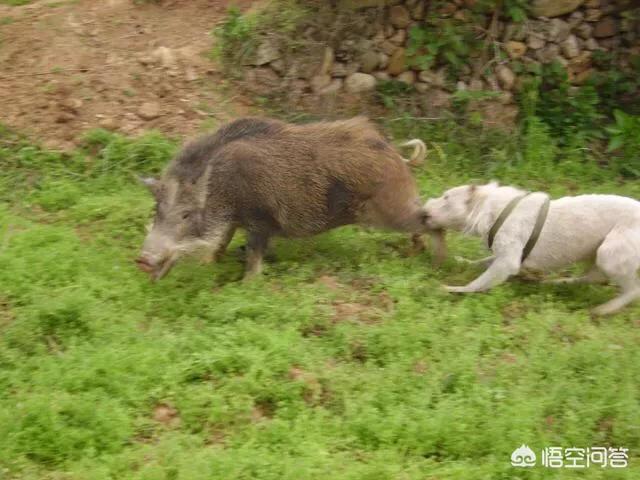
{"left": 0, "top": 123, "right": 638, "bottom": 479}
{"left": 0, "top": 0, "right": 31, "bottom": 6}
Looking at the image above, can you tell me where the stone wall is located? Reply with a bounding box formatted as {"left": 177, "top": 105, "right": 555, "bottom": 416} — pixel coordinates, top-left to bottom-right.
{"left": 241, "top": 0, "right": 639, "bottom": 119}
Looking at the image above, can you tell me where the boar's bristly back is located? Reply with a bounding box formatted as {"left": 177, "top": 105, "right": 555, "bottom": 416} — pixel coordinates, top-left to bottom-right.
{"left": 167, "top": 117, "right": 285, "bottom": 184}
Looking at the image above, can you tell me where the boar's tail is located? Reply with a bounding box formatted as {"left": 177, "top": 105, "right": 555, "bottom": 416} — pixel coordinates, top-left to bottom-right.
{"left": 401, "top": 139, "right": 427, "bottom": 166}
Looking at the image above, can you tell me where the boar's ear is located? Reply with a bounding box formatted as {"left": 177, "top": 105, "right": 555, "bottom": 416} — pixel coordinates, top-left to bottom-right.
{"left": 136, "top": 175, "right": 162, "bottom": 198}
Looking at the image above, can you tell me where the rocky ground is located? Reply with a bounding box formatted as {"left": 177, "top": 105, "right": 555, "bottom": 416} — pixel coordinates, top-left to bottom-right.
{"left": 0, "top": 0, "right": 252, "bottom": 150}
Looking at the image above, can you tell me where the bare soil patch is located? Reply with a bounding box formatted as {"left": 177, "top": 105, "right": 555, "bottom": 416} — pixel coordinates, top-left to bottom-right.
{"left": 0, "top": 0, "right": 252, "bottom": 149}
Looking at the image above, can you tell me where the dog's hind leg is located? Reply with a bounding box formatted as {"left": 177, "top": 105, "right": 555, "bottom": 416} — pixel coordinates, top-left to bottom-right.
{"left": 591, "top": 227, "right": 640, "bottom": 316}
{"left": 545, "top": 265, "right": 608, "bottom": 285}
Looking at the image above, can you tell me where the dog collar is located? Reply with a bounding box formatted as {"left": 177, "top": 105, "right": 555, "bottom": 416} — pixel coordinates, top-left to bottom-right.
{"left": 487, "top": 193, "right": 550, "bottom": 262}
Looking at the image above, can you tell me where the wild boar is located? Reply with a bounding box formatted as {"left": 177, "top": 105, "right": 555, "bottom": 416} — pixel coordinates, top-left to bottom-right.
{"left": 136, "top": 116, "right": 444, "bottom": 281}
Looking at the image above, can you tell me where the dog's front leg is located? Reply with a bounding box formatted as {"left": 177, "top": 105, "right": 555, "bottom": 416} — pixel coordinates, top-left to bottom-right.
{"left": 445, "top": 254, "right": 520, "bottom": 293}
{"left": 454, "top": 254, "right": 495, "bottom": 267}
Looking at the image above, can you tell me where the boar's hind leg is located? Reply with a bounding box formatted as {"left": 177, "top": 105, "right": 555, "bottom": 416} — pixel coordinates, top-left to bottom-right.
{"left": 244, "top": 231, "right": 270, "bottom": 281}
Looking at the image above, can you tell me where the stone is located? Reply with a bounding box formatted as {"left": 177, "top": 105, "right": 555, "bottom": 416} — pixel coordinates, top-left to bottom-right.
{"left": 385, "top": 24, "right": 395, "bottom": 38}
{"left": 411, "top": 2, "right": 425, "bottom": 20}
{"left": 255, "top": 39, "right": 281, "bottom": 66}
{"left": 620, "top": 17, "right": 633, "bottom": 32}
{"left": 585, "top": 9, "right": 602, "bottom": 22}
{"left": 561, "top": 35, "right": 581, "bottom": 58}
{"left": 152, "top": 46, "right": 177, "bottom": 69}
{"left": 374, "top": 71, "right": 391, "bottom": 81}
{"left": 571, "top": 68, "right": 594, "bottom": 84}
{"left": 390, "top": 28, "right": 406, "bottom": 45}
{"left": 575, "top": 22, "right": 593, "bottom": 39}
{"left": 598, "top": 36, "right": 620, "bottom": 50}
{"left": 469, "top": 78, "right": 484, "bottom": 91}
{"left": 331, "top": 62, "right": 349, "bottom": 77}
{"left": 378, "top": 52, "right": 389, "bottom": 69}
{"left": 456, "top": 81, "right": 467, "bottom": 91}
{"left": 185, "top": 67, "right": 198, "bottom": 82}
{"left": 310, "top": 74, "right": 332, "bottom": 93}
{"left": 415, "top": 82, "right": 429, "bottom": 93}
{"left": 318, "top": 47, "right": 334, "bottom": 76}
{"left": 475, "top": 102, "right": 519, "bottom": 130}
{"left": 498, "top": 91, "right": 514, "bottom": 105}
{"left": 438, "top": 3, "right": 458, "bottom": 15}
{"left": 338, "top": 0, "right": 402, "bottom": 9}
{"left": 568, "top": 11, "right": 585, "bottom": 27}
{"left": 245, "top": 67, "right": 281, "bottom": 95}
{"left": 527, "top": 34, "right": 546, "bottom": 50}
{"left": 318, "top": 78, "right": 343, "bottom": 95}
{"left": 98, "top": 117, "right": 118, "bottom": 130}
{"left": 359, "top": 51, "right": 379, "bottom": 73}
{"left": 387, "top": 48, "right": 406, "bottom": 75}
{"left": 56, "top": 112, "right": 75, "bottom": 124}
{"left": 531, "top": 0, "right": 584, "bottom": 18}
{"left": 568, "top": 51, "right": 592, "bottom": 76}
{"left": 503, "top": 23, "right": 527, "bottom": 42}
{"left": 137, "top": 102, "right": 162, "bottom": 120}
{"left": 293, "top": 45, "right": 329, "bottom": 79}
{"left": 418, "top": 69, "right": 446, "bottom": 88}
{"left": 496, "top": 65, "right": 515, "bottom": 90}
{"left": 484, "top": 74, "right": 500, "bottom": 91}
{"left": 389, "top": 5, "right": 411, "bottom": 29}
{"left": 505, "top": 41, "right": 527, "bottom": 59}
{"left": 584, "top": 0, "right": 599, "bottom": 6}
{"left": 61, "top": 98, "right": 83, "bottom": 113}
{"left": 381, "top": 41, "right": 398, "bottom": 56}
{"left": 420, "top": 89, "right": 452, "bottom": 113}
{"left": 584, "top": 38, "right": 599, "bottom": 50}
{"left": 548, "top": 18, "right": 571, "bottom": 42}
{"left": 345, "top": 72, "right": 377, "bottom": 93}
{"left": 397, "top": 70, "right": 416, "bottom": 85}
{"left": 593, "top": 16, "right": 618, "bottom": 38}
{"left": 270, "top": 59, "right": 286, "bottom": 74}
{"left": 372, "top": 28, "right": 386, "bottom": 45}
{"left": 535, "top": 43, "right": 560, "bottom": 63}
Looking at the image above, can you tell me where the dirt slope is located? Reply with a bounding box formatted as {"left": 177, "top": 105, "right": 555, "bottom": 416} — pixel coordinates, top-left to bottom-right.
{"left": 0, "top": 0, "right": 252, "bottom": 149}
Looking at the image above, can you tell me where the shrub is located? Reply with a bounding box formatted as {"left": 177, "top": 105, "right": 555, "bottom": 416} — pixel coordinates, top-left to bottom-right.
{"left": 606, "top": 110, "right": 640, "bottom": 177}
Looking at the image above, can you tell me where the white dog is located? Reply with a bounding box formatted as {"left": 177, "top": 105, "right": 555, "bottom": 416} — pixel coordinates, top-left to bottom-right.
{"left": 423, "top": 182, "right": 640, "bottom": 315}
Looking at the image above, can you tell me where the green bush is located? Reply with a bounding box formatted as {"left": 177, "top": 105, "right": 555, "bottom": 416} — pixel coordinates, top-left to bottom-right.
{"left": 526, "top": 62, "right": 603, "bottom": 143}
{"left": 606, "top": 110, "right": 640, "bottom": 177}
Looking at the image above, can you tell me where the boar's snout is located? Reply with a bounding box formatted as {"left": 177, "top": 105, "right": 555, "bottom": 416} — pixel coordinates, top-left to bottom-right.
{"left": 135, "top": 256, "right": 155, "bottom": 274}
{"left": 135, "top": 251, "right": 177, "bottom": 281}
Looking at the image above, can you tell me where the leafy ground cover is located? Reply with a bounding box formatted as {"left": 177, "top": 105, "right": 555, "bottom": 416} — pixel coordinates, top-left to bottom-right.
{"left": 0, "top": 120, "right": 638, "bottom": 479}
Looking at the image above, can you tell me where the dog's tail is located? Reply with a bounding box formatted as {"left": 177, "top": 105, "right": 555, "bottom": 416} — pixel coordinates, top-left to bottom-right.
{"left": 401, "top": 139, "right": 427, "bottom": 166}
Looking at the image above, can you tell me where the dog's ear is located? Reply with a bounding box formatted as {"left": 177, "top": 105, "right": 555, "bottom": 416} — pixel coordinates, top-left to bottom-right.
{"left": 466, "top": 184, "right": 478, "bottom": 207}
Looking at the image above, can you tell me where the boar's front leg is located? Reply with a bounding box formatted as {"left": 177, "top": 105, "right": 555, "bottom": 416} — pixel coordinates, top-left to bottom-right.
{"left": 203, "top": 226, "right": 237, "bottom": 263}
{"left": 244, "top": 231, "right": 270, "bottom": 281}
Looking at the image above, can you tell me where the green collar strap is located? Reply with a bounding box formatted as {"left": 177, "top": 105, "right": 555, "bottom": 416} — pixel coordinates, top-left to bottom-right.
{"left": 487, "top": 193, "right": 550, "bottom": 262}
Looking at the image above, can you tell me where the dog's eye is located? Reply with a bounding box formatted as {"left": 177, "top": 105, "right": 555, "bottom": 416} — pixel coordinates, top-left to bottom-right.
{"left": 444, "top": 195, "right": 449, "bottom": 201}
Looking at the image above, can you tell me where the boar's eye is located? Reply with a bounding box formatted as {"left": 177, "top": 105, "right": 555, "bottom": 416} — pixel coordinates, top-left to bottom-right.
{"left": 182, "top": 211, "right": 191, "bottom": 220}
